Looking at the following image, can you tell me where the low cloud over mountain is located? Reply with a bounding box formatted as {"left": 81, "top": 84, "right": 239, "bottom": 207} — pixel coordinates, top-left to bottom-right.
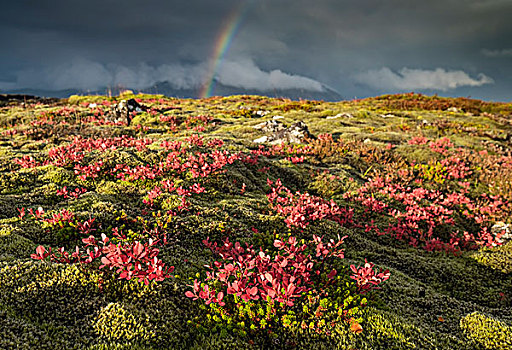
{"left": 355, "top": 67, "right": 494, "bottom": 92}
{"left": 0, "top": 58, "right": 324, "bottom": 94}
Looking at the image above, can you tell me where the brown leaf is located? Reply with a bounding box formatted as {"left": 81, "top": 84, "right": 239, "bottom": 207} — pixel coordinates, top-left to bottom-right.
{"left": 350, "top": 322, "right": 363, "bottom": 334}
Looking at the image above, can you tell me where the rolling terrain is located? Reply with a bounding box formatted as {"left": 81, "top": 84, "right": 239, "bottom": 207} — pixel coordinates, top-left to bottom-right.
{"left": 0, "top": 92, "right": 511, "bottom": 349}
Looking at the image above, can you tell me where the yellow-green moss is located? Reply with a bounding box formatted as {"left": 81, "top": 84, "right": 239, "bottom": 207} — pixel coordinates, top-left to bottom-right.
{"left": 460, "top": 312, "right": 512, "bottom": 350}
{"left": 93, "top": 302, "right": 155, "bottom": 341}
{"left": 38, "top": 165, "right": 75, "bottom": 186}
{"left": 0, "top": 226, "right": 34, "bottom": 261}
{"left": 471, "top": 241, "right": 512, "bottom": 274}
{"left": 363, "top": 308, "right": 419, "bottom": 348}
{"left": 68, "top": 95, "right": 113, "bottom": 105}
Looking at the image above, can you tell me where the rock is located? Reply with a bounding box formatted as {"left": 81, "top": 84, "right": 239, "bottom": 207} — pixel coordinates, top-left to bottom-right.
{"left": 88, "top": 103, "right": 97, "bottom": 108}
{"left": 380, "top": 113, "right": 397, "bottom": 118}
{"left": 253, "top": 136, "right": 268, "bottom": 143}
{"left": 273, "top": 115, "right": 284, "bottom": 120}
{"left": 446, "top": 107, "right": 460, "bottom": 113}
{"left": 255, "top": 110, "right": 269, "bottom": 117}
{"left": 114, "top": 99, "right": 146, "bottom": 125}
{"left": 253, "top": 121, "right": 313, "bottom": 145}
{"left": 491, "top": 222, "right": 512, "bottom": 244}
{"left": 253, "top": 120, "right": 286, "bottom": 133}
{"left": 326, "top": 112, "right": 354, "bottom": 119}
{"left": 271, "top": 121, "right": 313, "bottom": 145}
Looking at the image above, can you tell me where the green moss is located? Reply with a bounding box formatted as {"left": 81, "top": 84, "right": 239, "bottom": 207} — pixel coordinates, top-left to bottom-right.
{"left": 470, "top": 241, "right": 512, "bottom": 274}
{"left": 130, "top": 112, "right": 159, "bottom": 126}
{"left": 396, "top": 145, "right": 435, "bottom": 164}
{"left": 93, "top": 302, "right": 155, "bottom": 342}
{"left": 460, "top": 312, "right": 512, "bottom": 350}
{"left": 2, "top": 93, "right": 512, "bottom": 348}
{"left": 68, "top": 95, "right": 113, "bottom": 105}
{"left": 0, "top": 171, "right": 34, "bottom": 195}
{"left": 0, "top": 226, "right": 34, "bottom": 261}
{"left": 87, "top": 344, "right": 158, "bottom": 350}
{"left": 38, "top": 165, "right": 75, "bottom": 186}
{"left": 94, "top": 179, "right": 146, "bottom": 199}
{"left": 358, "top": 308, "right": 435, "bottom": 349}
{"left": 0, "top": 261, "right": 104, "bottom": 346}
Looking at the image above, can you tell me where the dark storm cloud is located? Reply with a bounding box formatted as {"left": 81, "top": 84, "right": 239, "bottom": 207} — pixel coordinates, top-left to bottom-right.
{"left": 1, "top": 0, "right": 511, "bottom": 100}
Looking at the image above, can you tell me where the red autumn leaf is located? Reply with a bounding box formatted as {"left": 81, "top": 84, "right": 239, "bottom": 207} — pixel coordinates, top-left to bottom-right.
{"left": 36, "top": 245, "right": 46, "bottom": 257}
{"left": 265, "top": 273, "right": 273, "bottom": 283}
{"left": 133, "top": 241, "right": 144, "bottom": 257}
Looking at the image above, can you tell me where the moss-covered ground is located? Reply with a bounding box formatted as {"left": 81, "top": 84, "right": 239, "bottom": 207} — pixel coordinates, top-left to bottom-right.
{"left": 0, "top": 92, "right": 511, "bottom": 349}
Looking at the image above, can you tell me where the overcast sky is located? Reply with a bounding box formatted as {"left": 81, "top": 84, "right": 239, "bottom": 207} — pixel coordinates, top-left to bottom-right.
{"left": 1, "top": 0, "right": 511, "bottom": 101}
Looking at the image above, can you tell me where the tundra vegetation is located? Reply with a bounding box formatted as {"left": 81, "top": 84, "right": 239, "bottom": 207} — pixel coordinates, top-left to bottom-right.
{"left": 0, "top": 92, "right": 511, "bottom": 349}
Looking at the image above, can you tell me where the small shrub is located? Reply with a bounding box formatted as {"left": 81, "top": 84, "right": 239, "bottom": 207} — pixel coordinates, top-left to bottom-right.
{"left": 186, "top": 234, "right": 389, "bottom": 338}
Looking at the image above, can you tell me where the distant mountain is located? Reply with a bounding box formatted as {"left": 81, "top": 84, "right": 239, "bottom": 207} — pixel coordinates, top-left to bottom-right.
{"left": 0, "top": 93, "right": 59, "bottom": 107}
{"left": 200, "top": 80, "right": 344, "bottom": 101}
{"left": 0, "top": 80, "right": 344, "bottom": 101}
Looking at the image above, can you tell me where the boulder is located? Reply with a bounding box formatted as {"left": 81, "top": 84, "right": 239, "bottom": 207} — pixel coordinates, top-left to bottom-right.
{"left": 254, "top": 121, "right": 314, "bottom": 145}
{"left": 113, "top": 99, "right": 146, "bottom": 125}
{"left": 253, "top": 120, "right": 286, "bottom": 133}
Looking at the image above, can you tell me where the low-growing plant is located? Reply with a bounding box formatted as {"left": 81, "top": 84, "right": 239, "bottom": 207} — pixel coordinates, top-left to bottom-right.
{"left": 186, "top": 234, "right": 389, "bottom": 339}
{"left": 267, "top": 179, "right": 354, "bottom": 229}
{"left": 31, "top": 230, "right": 175, "bottom": 286}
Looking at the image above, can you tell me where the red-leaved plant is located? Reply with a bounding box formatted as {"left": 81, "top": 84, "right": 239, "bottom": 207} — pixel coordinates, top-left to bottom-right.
{"left": 186, "top": 234, "right": 389, "bottom": 337}
{"left": 267, "top": 179, "right": 354, "bottom": 229}
{"left": 31, "top": 229, "right": 174, "bottom": 286}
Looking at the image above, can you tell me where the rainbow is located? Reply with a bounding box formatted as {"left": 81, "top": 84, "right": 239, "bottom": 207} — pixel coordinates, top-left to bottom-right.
{"left": 200, "top": 4, "right": 250, "bottom": 99}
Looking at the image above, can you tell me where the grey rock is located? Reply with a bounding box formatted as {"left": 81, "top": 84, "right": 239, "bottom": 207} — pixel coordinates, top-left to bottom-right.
{"left": 253, "top": 120, "right": 286, "bottom": 133}
{"left": 253, "top": 121, "right": 314, "bottom": 144}
{"left": 113, "top": 99, "right": 146, "bottom": 125}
